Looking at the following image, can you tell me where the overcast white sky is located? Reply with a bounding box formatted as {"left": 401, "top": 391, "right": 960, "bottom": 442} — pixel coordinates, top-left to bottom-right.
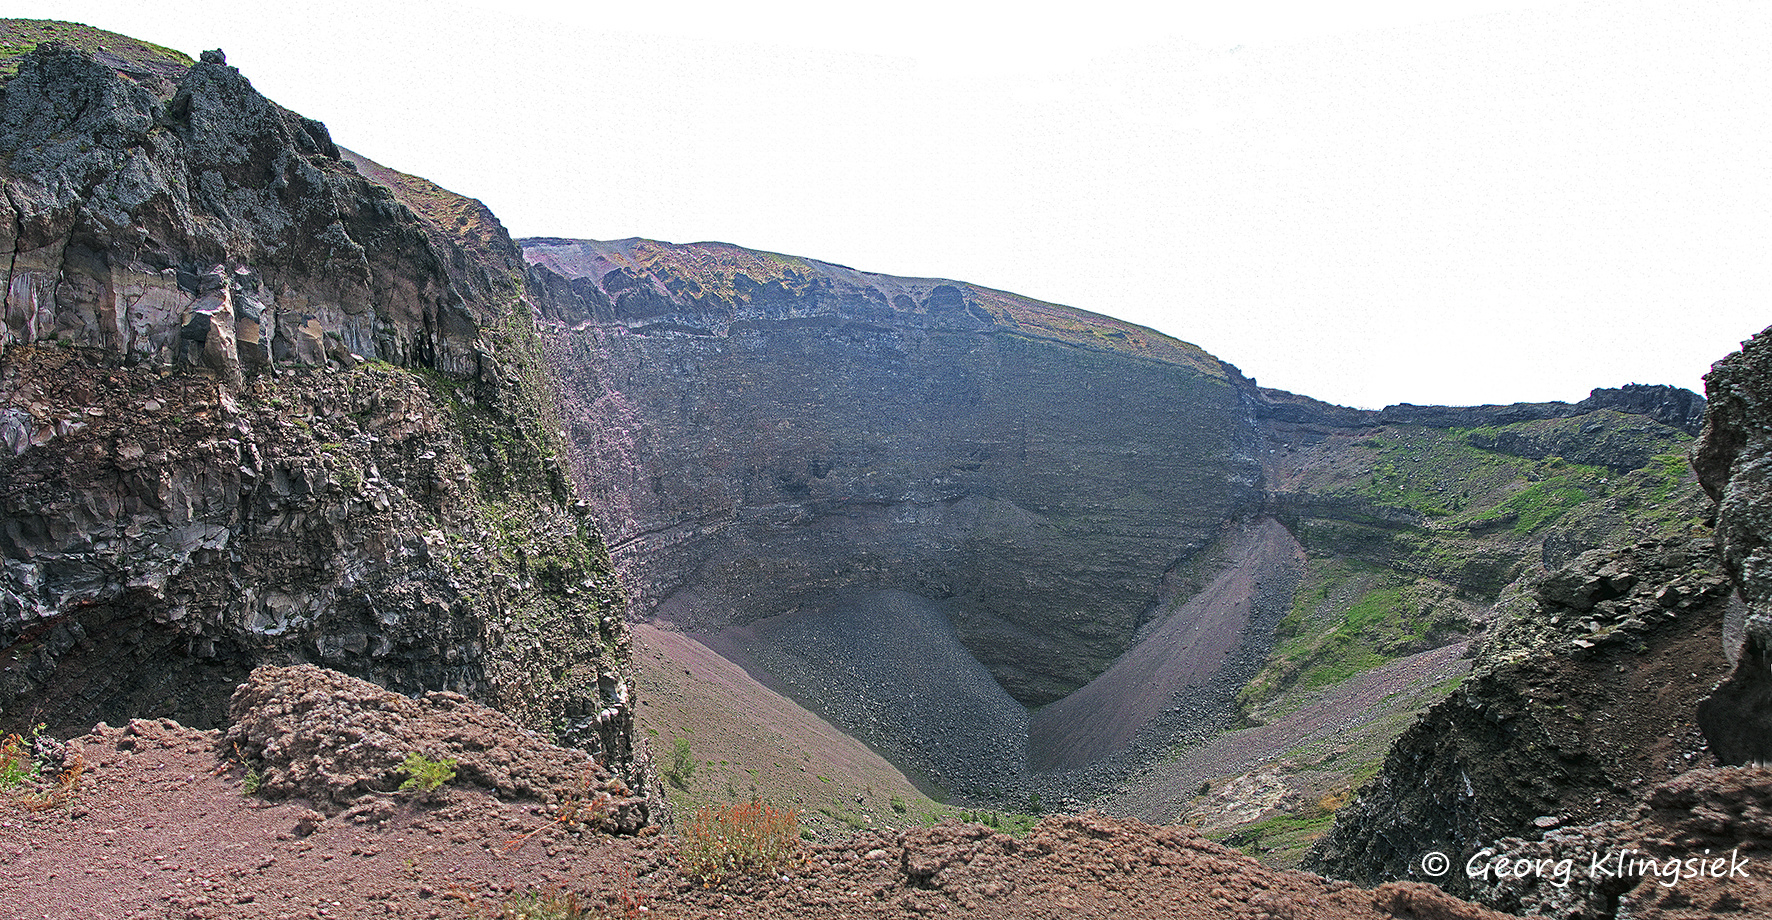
{"left": 20, "top": 0, "right": 1772, "bottom": 408}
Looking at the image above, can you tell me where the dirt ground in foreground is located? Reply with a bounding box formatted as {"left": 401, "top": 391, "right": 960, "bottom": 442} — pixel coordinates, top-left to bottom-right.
{"left": 0, "top": 716, "right": 1516, "bottom": 920}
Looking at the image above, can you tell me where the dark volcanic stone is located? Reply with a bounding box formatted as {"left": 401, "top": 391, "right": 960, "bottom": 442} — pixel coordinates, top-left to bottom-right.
{"left": 1694, "top": 324, "right": 1772, "bottom": 765}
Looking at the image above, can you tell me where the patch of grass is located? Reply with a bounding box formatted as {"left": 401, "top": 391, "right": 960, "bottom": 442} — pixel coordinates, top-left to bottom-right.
{"left": 0, "top": 19, "right": 195, "bottom": 81}
{"left": 1242, "top": 563, "right": 1442, "bottom": 706}
{"left": 817, "top": 804, "right": 872, "bottom": 831}
{"left": 1471, "top": 460, "right": 1598, "bottom": 535}
{"left": 933, "top": 807, "right": 1040, "bottom": 835}
{"left": 14, "top": 754, "right": 84, "bottom": 811}
{"left": 1643, "top": 451, "right": 1697, "bottom": 504}
{"left": 487, "top": 880, "right": 649, "bottom": 920}
{"left": 488, "top": 888, "right": 597, "bottom": 919}
{"left": 1214, "top": 808, "right": 1338, "bottom": 859}
{"left": 397, "top": 752, "right": 457, "bottom": 794}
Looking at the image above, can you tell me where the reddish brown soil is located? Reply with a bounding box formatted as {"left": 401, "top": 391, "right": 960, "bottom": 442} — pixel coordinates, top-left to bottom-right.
{"left": 0, "top": 718, "right": 668, "bottom": 920}
{"left": 0, "top": 716, "right": 1518, "bottom": 920}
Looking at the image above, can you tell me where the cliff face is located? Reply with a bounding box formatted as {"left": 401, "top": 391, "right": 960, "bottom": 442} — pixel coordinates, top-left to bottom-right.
{"left": 0, "top": 31, "right": 647, "bottom": 797}
{"left": 525, "top": 237, "right": 1264, "bottom": 707}
{"left": 1692, "top": 324, "right": 1772, "bottom": 765}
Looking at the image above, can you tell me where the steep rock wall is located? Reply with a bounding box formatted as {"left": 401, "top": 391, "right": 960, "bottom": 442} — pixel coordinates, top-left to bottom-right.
{"left": 1693, "top": 323, "right": 1772, "bottom": 764}
{"left": 526, "top": 237, "right": 1264, "bottom": 706}
{"left": 0, "top": 33, "right": 646, "bottom": 795}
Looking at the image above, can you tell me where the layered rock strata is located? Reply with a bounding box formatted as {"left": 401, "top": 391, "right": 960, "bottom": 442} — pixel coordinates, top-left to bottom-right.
{"left": 526, "top": 236, "right": 1265, "bottom": 708}
{"left": 524, "top": 234, "right": 1709, "bottom": 798}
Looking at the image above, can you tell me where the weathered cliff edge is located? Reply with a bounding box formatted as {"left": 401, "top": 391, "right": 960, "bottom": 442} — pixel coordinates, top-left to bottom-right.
{"left": 1303, "top": 539, "right": 1737, "bottom": 895}
{"left": 0, "top": 29, "right": 651, "bottom": 803}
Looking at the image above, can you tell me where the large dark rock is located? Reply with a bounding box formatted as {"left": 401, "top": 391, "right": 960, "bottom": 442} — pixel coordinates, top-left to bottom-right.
{"left": 1694, "top": 324, "right": 1772, "bottom": 765}
{"left": 0, "top": 41, "right": 481, "bottom": 377}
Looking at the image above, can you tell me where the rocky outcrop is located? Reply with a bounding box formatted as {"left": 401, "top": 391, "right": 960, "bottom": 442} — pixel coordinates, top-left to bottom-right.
{"left": 0, "top": 42, "right": 483, "bottom": 378}
{"left": 1305, "top": 538, "right": 1737, "bottom": 899}
{"left": 223, "top": 664, "right": 654, "bottom": 831}
{"left": 1694, "top": 324, "right": 1772, "bottom": 765}
{"left": 1451, "top": 766, "right": 1772, "bottom": 920}
{"left": 0, "top": 30, "right": 650, "bottom": 803}
{"left": 525, "top": 236, "right": 1265, "bottom": 707}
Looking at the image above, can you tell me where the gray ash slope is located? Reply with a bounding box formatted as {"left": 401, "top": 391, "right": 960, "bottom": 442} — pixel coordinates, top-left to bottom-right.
{"left": 732, "top": 590, "right": 1030, "bottom": 799}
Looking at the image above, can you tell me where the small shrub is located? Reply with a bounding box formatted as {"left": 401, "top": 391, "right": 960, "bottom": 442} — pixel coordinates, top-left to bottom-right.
{"left": 242, "top": 766, "right": 263, "bottom": 795}
{"left": 889, "top": 795, "right": 908, "bottom": 814}
{"left": 489, "top": 888, "right": 594, "bottom": 919}
{"left": 490, "top": 868, "right": 648, "bottom": 920}
{"left": 662, "top": 737, "right": 696, "bottom": 789}
{"left": 0, "top": 729, "right": 37, "bottom": 789}
{"left": 679, "top": 799, "right": 801, "bottom": 884}
{"left": 398, "top": 752, "right": 457, "bottom": 793}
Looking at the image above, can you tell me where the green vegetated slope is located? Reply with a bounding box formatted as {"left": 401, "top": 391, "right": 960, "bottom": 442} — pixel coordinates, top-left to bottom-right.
{"left": 1153, "top": 406, "right": 1709, "bottom": 869}
{"left": 1252, "top": 410, "right": 1704, "bottom": 715}
{"left": 0, "top": 19, "right": 192, "bottom": 79}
